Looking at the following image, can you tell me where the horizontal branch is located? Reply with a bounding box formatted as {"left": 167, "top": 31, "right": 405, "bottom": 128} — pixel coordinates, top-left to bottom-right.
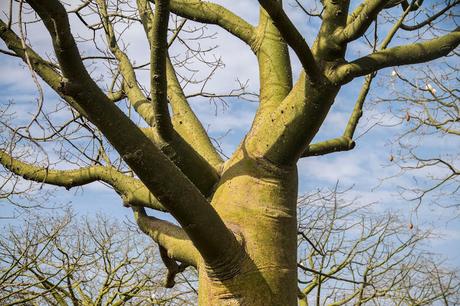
{"left": 297, "top": 263, "right": 369, "bottom": 285}
{"left": 332, "top": 27, "right": 460, "bottom": 84}
{"left": 302, "top": 136, "right": 355, "bottom": 157}
{"left": 0, "top": 150, "right": 165, "bottom": 211}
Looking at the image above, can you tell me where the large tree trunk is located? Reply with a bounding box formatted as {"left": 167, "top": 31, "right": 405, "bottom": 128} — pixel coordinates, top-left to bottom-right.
{"left": 197, "top": 150, "right": 299, "bottom": 305}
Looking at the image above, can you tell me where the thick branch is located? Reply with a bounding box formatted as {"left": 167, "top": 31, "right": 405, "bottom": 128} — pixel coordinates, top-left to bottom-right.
{"left": 166, "top": 57, "right": 224, "bottom": 170}
{"left": 136, "top": 0, "right": 223, "bottom": 170}
{"left": 337, "top": 0, "right": 388, "bottom": 43}
{"left": 150, "top": 0, "right": 173, "bottom": 140}
{"left": 167, "top": 0, "right": 255, "bottom": 45}
{"left": 0, "top": 17, "right": 217, "bottom": 206}
{"left": 304, "top": 4, "right": 417, "bottom": 157}
{"left": 0, "top": 150, "right": 165, "bottom": 211}
{"left": 257, "top": 0, "right": 321, "bottom": 83}
{"left": 2, "top": 5, "right": 219, "bottom": 197}
{"left": 97, "top": 0, "right": 155, "bottom": 126}
{"left": 332, "top": 28, "right": 460, "bottom": 84}
{"left": 303, "top": 136, "right": 356, "bottom": 156}
{"left": 133, "top": 207, "right": 197, "bottom": 267}
{"left": 250, "top": 6, "right": 293, "bottom": 128}
{"left": 159, "top": 245, "right": 188, "bottom": 288}
{"left": 25, "top": 0, "right": 240, "bottom": 267}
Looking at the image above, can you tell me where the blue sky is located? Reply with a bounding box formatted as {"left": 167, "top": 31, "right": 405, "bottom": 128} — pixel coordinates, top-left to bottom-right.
{"left": 0, "top": 0, "right": 459, "bottom": 271}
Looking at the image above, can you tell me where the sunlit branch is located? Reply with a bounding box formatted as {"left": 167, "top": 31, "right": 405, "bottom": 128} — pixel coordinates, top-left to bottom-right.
{"left": 166, "top": 0, "right": 255, "bottom": 46}
{"left": 136, "top": 0, "right": 223, "bottom": 170}
{"left": 0, "top": 150, "right": 166, "bottom": 211}
{"left": 257, "top": 0, "right": 322, "bottom": 83}
{"left": 338, "top": 0, "right": 388, "bottom": 43}
{"left": 166, "top": 57, "right": 224, "bottom": 170}
{"left": 303, "top": 2, "right": 424, "bottom": 157}
{"left": 150, "top": 0, "right": 174, "bottom": 140}
{"left": 97, "top": 0, "right": 155, "bottom": 127}
{"left": 332, "top": 27, "right": 460, "bottom": 84}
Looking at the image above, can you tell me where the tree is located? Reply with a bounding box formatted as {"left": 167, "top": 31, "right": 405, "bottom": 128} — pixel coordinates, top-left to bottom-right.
{"left": 0, "top": 211, "right": 197, "bottom": 305}
{"left": 0, "top": 0, "right": 458, "bottom": 304}
{"left": 296, "top": 188, "right": 460, "bottom": 305}
{"left": 377, "top": 62, "right": 459, "bottom": 209}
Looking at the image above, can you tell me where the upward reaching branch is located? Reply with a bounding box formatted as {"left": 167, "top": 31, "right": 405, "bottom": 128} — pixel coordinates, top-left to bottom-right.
{"left": 137, "top": 0, "right": 223, "bottom": 170}
{"left": 337, "top": 0, "right": 389, "bottom": 43}
{"left": 150, "top": 0, "right": 173, "bottom": 140}
{"left": 303, "top": 2, "right": 416, "bottom": 157}
{"left": 165, "top": 57, "right": 224, "bottom": 170}
{"left": 0, "top": 11, "right": 220, "bottom": 198}
{"left": 97, "top": 0, "right": 155, "bottom": 127}
{"left": 257, "top": 0, "right": 322, "bottom": 83}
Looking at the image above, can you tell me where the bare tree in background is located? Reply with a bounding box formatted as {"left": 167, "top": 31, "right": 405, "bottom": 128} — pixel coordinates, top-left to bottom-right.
{"left": 375, "top": 62, "right": 460, "bottom": 210}
{"left": 296, "top": 188, "right": 460, "bottom": 305}
{"left": 0, "top": 211, "right": 197, "bottom": 305}
{"left": 0, "top": 0, "right": 459, "bottom": 303}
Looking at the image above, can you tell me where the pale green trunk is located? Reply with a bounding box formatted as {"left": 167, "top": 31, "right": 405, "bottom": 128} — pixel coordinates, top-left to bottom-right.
{"left": 197, "top": 150, "right": 299, "bottom": 305}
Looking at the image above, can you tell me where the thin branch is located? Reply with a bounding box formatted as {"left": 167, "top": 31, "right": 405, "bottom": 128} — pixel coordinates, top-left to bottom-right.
{"left": 400, "top": 0, "right": 460, "bottom": 31}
